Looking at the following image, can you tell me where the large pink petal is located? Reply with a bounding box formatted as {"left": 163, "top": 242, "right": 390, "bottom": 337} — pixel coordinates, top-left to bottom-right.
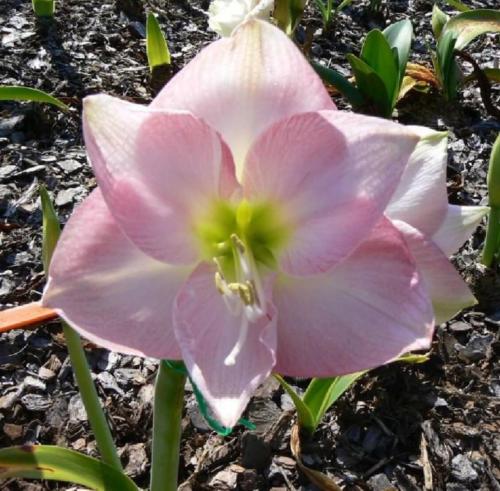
{"left": 273, "top": 218, "right": 434, "bottom": 377}
{"left": 151, "top": 20, "right": 334, "bottom": 176}
{"left": 83, "top": 95, "right": 238, "bottom": 264}
{"left": 386, "top": 127, "right": 449, "bottom": 236}
{"left": 243, "top": 111, "right": 419, "bottom": 275}
{"left": 42, "top": 190, "right": 188, "bottom": 359}
{"left": 394, "top": 220, "right": 476, "bottom": 324}
{"left": 432, "top": 204, "right": 488, "bottom": 256}
{"left": 173, "top": 263, "right": 277, "bottom": 428}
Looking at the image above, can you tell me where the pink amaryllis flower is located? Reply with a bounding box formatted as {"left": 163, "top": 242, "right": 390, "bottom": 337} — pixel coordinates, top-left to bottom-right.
{"left": 42, "top": 20, "right": 481, "bottom": 427}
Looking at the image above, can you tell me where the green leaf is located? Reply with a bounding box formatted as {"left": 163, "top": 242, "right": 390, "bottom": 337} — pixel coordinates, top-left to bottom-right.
{"left": 347, "top": 53, "right": 393, "bottom": 117}
{"left": 274, "top": 375, "right": 316, "bottom": 434}
{"left": 146, "top": 13, "right": 171, "bottom": 71}
{"left": 383, "top": 19, "right": 413, "bottom": 83}
{"left": 436, "top": 30, "right": 460, "bottom": 99}
{"left": 432, "top": 5, "right": 450, "bottom": 39}
{"left": 0, "top": 86, "right": 68, "bottom": 110}
{"left": 487, "top": 134, "right": 500, "bottom": 209}
{"left": 32, "top": 0, "right": 55, "bottom": 17}
{"left": 0, "top": 446, "right": 137, "bottom": 491}
{"left": 40, "top": 186, "right": 61, "bottom": 275}
{"left": 274, "top": 0, "right": 307, "bottom": 34}
{"left": 302, "top": 372, "right": 365, "bottom": 431}
{"left": 443, "top": 0, "right": 471, "bottom": 12}
{"left": 311, "top": 61, "right": 365, "bottom": 107}
{"left": 442, "top": 9, "right": 500, "bottom": 50}
{"left": 335, "top": 0, "right": 355, "bottom": 13}
{"left": 360, "top": 29, "right": 400, "bottom": 107}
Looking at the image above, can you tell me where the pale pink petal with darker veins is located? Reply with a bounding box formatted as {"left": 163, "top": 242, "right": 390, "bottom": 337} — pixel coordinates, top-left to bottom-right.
{"left": 151, "top": 19, "right": 335, "bottom": 176}
{"left": 394, "top": 220, "right": 476, "bottom": 324}
{"left": 273, "top": 218, "right": 434, "bottom": 377}
{"left": 173, "top": 262, "right": 277, "bottom": 428}
{"left": 243, "top": 111, "right": 420, "bottom": 275}
{"left": 83, "top": 95, "right": 238, "bottom": 265}
{"left": 43, "top": 190, "right": 188, "bottom": 359}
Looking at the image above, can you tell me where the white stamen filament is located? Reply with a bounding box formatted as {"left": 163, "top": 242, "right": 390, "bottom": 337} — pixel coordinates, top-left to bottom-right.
{"left": 214, "top": 235, "right": 266, "bottom": 366}
{"left": 224, "top": 315, "right": 249, "bottom": 366}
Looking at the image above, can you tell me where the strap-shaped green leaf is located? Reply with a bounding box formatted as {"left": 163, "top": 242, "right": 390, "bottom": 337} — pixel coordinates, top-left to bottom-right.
{"left": 436, "top": 30, "right": 460, "bottom": 99}
{"left": 302, "top": 372, "right": 365, "bottom": 431}
{"left": 0, "top": 86, "right": 68, "bottom": 110}
{"left": 40, "top": 186, "right": 61, "bottom": 275}
{"left": 311, "top": 61, "right": 365, "bottom": 107}
{"left": 32, "top": 0, "right": 55, "bottom": 17}
{"left": 441, "top": 9, "right": 500, "bottom": 50}
{"left": 347, "top": 53, "right": 392, "bottom": 116}
{"left": 383, "top": 19, "right": 413, "bottom": 83}
{"left": 487, "top": 134, "right": 500, "bottom": 209}
{"left": 146, "top": 13, "right": 171, "bottom": 71}
{"left": 443, "top": 0, "right": 471, "bottom": 13}
{"left": 274, "top": 374, "right": 316, "bottom": 434}
{"left": 0, "top": 446, "right": 137, "bottom": 491}
{"left": 432, "top": 5, "right": 450, "bottom": 39}
{"left": 360, "top": 30, "right": 400, "bottom": 109}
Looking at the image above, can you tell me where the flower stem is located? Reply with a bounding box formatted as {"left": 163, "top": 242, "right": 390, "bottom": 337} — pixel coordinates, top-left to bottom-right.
{"left": 150, "top": 360, "right": 186, "bottom": 491}
{"left": 482, "top": 206, "right": 500, "bottom": 267}
{"left": 62, "top": 320, "right": 122, "bottom": 471}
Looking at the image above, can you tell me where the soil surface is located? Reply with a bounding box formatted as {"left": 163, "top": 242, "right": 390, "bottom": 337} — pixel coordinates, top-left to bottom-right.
{"left": 0, "top": 0, "right": 499, "bottom": 490}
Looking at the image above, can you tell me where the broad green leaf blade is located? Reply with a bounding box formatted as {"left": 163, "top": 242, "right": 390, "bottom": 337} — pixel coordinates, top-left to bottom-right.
{"left": 0, "top": 446, "right": 137, "bottom": 491}
{"left": 311, "top": 61, "right": 365, "bottom": 107}
{"left": 146, "top": 13, "right": 171, "bottom": 71}
{"left": 487, "top": 134, "right": 500, "bottom": 209}
{"left": 383, "top": 19, "right": 413, "bottom": 83}
{"left": 303, "top": 372, "right": 365, "bottom": 430}
{"left": 432, "top": 4, "right": 450, "bottom": 38}
{"left": 443, "top": 0, "right": 471, "bottom": 12}
{"left": 442, "top": 9, "right": 500, "bottom": 50}
{"left": 360, "top": 29, "right": 400, "bottom": 107}
{"left": 0, "top": 86, "right": 68, "bottom": 110}
{"left": 32, "top": 0, "right": 55, "bottom": 17}
{"left": 347, "top": 53, "right": 392, "bottom": 116}
{"left": 40, "top": 186, "right": 61, "bottom": 275}
{"left": 436, "top": 30, "right": 460, "bottom": 99}
{"left": 274, "top": 375, "right": 316, "bottom": 434}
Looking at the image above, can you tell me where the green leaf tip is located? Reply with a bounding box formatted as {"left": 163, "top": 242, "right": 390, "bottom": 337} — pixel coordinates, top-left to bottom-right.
{"left": 146, "top": 13, "right": 171, "bottom": 71}
{"left": 0, "top": 86, "right": 68, "bottom": 110}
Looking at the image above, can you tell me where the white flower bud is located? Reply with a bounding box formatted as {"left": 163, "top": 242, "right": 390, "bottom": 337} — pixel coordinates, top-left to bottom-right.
{"left": 208, "top": 0, "right": 274, "bottom": 37}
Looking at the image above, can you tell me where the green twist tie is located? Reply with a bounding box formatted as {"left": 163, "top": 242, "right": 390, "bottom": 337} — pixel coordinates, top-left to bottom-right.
{"left": 164, "top": 360, "right": 255, "bottom": 436}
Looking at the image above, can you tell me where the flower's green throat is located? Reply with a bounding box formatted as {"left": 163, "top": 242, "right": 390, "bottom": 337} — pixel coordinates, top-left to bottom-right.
{"left": 196, "top": 199, "right": 289, "bottom": 280}
{"left": 195, "top": 199, "right": 289, "bottom": 366}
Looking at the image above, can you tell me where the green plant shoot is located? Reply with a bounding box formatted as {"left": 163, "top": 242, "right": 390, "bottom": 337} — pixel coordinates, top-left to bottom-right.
{"left": 146, "top": 13, "right": 171, "bottom": 72}
{"left": 482, "top": 134, "right": 500, "bottom": 267}
{"left": 32, "top": 0, "right": 55, "bottom": 17}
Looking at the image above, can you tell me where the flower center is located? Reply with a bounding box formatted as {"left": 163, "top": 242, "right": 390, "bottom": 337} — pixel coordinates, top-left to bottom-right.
{"left": 195, "top": 200, "right": 289, "bottom": 365}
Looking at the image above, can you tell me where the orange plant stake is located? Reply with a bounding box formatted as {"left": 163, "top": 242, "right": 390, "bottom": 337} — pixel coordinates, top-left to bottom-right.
{"left": 0, "top": 302, "right": 58, "bottom": 333}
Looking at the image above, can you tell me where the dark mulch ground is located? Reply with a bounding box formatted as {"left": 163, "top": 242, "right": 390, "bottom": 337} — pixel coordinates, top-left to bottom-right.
{"left": 0, "top": 0, "right": 499, "bottom": 489}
